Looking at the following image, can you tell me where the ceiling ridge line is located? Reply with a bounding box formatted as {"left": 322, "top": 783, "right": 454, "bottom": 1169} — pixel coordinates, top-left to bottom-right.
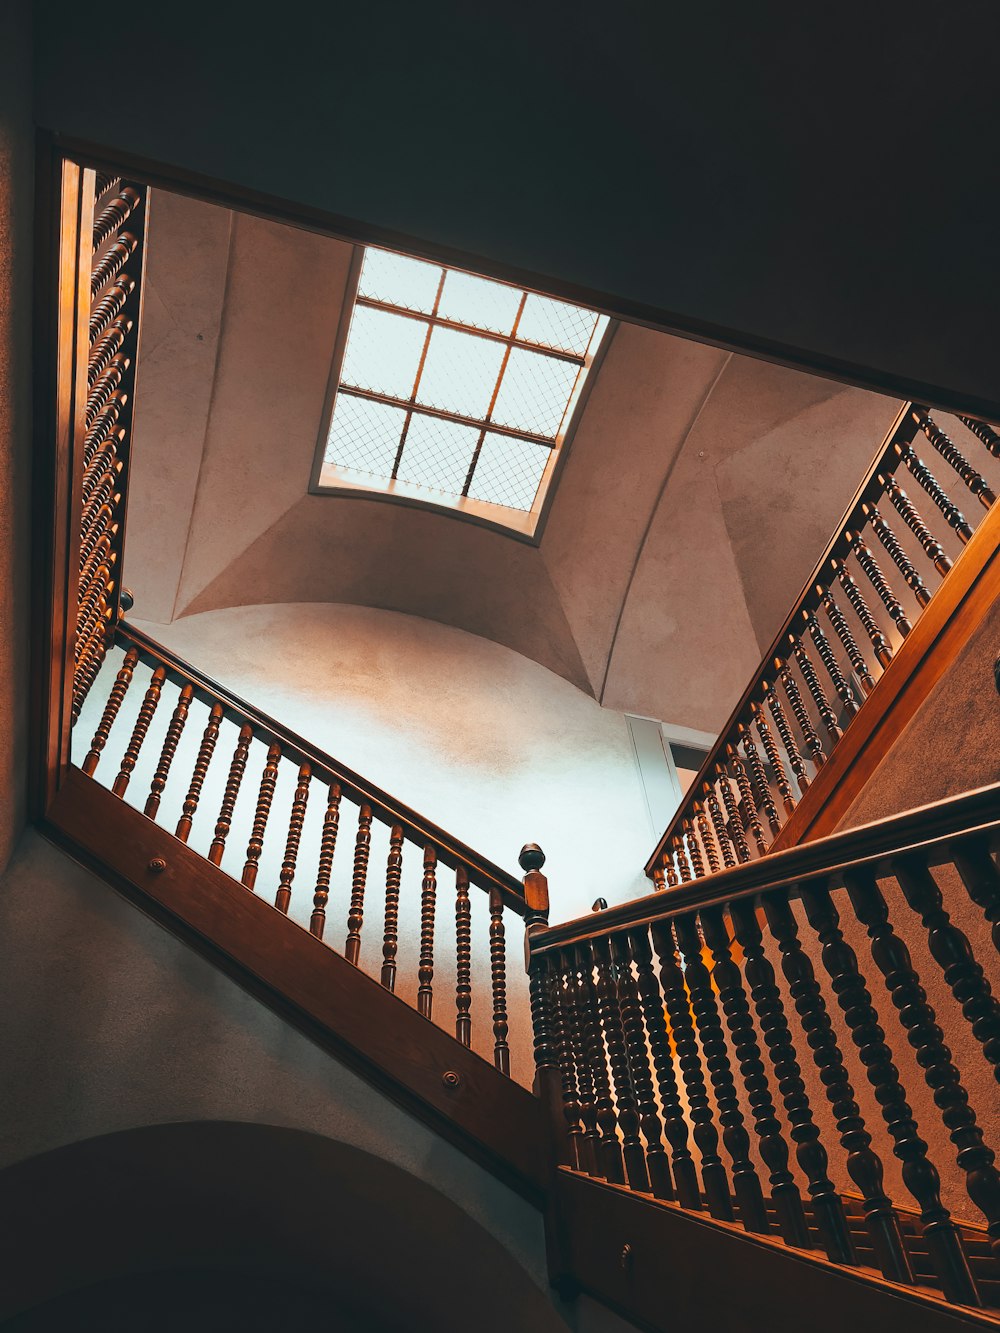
{"left": 597, "top": 349, "right": 735, "bottom": 707}
{"left": 169, "top": 209, "right": 237, "bottom": 623}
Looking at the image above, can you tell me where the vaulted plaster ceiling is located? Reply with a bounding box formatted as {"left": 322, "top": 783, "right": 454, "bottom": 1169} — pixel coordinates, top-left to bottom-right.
{"left": 126, "top": 190, "right": 896, "bottom": 734}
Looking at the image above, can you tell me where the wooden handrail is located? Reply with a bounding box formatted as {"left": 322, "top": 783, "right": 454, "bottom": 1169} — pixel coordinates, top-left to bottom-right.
{"left": 645, "top": 400, "right": 1000, "bottom": 883}
{"left": 116, "top": 620, "right": 527, "bottom": 912}
{"left": 531, "top": 780, "right": 1000, "bottom": 1310}
{"left": 534, "top": 780, "right": 1000, "bottom": 954}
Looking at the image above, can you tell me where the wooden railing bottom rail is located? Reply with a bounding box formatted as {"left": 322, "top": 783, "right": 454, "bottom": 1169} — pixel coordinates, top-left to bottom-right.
{"left": 46, "top": 767, "right": 548, "bottom": 1203}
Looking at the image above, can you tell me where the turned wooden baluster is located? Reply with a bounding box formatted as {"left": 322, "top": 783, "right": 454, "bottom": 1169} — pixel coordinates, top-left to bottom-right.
{"left": 576, "top": 941, "right": 625, "bottom": 1183}
{"left": 90, "top": 276, "right": 135, "bottom": 342}
{"left": 651, "top": 919, "right": 733, "bottom": 1219}
{"left": 763, "top": 892, "right": 910, "bottom": 1280}
{"left": 764, "top": 681, "right": 810, "bottom": 791}
{"left": 800, "top": 879, "right": 976, "bottom": 1305}
{"left": 490, "top": 889, "right": 511, "bottom": 1074}
{"left": 752, "top": 702, "right": 796, "bottom": 815}
{"left": 661, "top": 849, "right": 680, "bottom": 888}
{"left": 894, "top": 439, "right": 974, "bottom": 544}
{"left": 863, "top": 505, "right": 932, "bottom": 608}
{"left": 91, "top": 234, "right": 138, "bottom": 297}
{"left": 807, "top": 610, "right": 861, "bottom": 716}
{"left": 726, "top": 745, "right": 767, "bottom": 856}
{"left": 309, "top": 783, "right": 342, "bottom": 939}
{"left": 820, "top": 590, "right": 875, "bottom": 695}
{"left": 847, "top": 534, "right": 914, "bottom": 635}
{"left": 728, "top": 898, "right": 853, "bottom": 1262}
{"left": 274, "top": 764, "right": 311, "bottom": 914}
{"left": 378, "top": 824, "right": 404, "bottom": 989}
{"left": 208, "top": 724, "right": 253, "bottom": 865}
{"left": 92, "top": 185, "right": 140, "bottom": 250}
{"left": 693, "top": 806, "right": 720, "bottom": 874}
{"left": 564, "top": 948, "right": 601, "bottom": 1174}
{"left": 111, "top": 667, "right": 165, "bottom": 797}
{"left": 682, "top": 820, "right": 705, "bottom": 878}
{"left": 835, "top": 567, "right": 893, "bottom": 670}
{"left": 893, "top": 854, "right": 1000, "bottom": 1084}
{"left": 705, "top": 785, "right": 736, "bottom": 868}
{"left": 546, "top": 952, "right": 585, "bottom": 1169}
{"left": 86, "top": 361, "right": 128, "bottom": 426}
{"left": 241, "top": 743, "right": 282, "bottom": 889}
{"left": 345, "top": 803, "right": 372, "bottom": 965}
{"left": 176, "top": 704, "right": 223, "bottom": 842}
{"left": 454, "top": 864, "right": 472, "bottom": 1042}
{"left": 959, "top": 415, "right": 1000, "bottom": 459}
{"left": 883, "top": 476, "right": 953, "bottom": 576}
{"left": 674, "top": 912, "right": 768, "bottom": 1232}
{"left": 417, "top": 845, "right": 437, "bottom": 1019}
{"left": 82, "top": 400, "right": 124, "bottom": 465}
{"left": 82, "top": 647, "right": 139, "bottom": 774}
{"left": 630, "top": 927, "right": 700, "bottom": 1208}
{"left": 73, "top": 619, "right": 113, "bottom": 715}
{"left": 610, "top": 931, "right": 673, "bottom": 1198}
{"left": 738, "top": 726, "right": 780, "bottom": 838}
{"left": 791, "top": 639, "right": 843, "bottom": 747}
{"left": 144, "top": 683, "right": 193, "bottom": 818}
{"left": 702, "top": 904, "right": 808, "bottom": 1244}
{"left": 845, "top": 867, "right": 1000, "bottom": 1266}
{"left": 719, "top": 769, "right": 752, "bottom": 863}
{"left": 953, "top": 837, "right": 1000, "bottom": 956}
{"left": 592, "top": 935, "right": 649, "bottom": 1193}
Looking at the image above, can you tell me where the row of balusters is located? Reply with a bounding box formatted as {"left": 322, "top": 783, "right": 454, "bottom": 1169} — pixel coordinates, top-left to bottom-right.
{"left": 73, "top": 175, "right": 147, "bottom": 719}
{"left": 77, "top": 641, "right": 519, "bottom": 1073}
{"left": 654, "top": 406, "right": 1000, "bottom": 886}
{"left": 532, "top": 838, "right": 1000, "bottom": 1307}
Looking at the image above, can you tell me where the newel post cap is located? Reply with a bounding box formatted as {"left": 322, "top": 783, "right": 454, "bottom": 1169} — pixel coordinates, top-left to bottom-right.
{"left": 519, "top": 843, "right": 549, "bottom": 922}
{"left": 519, "top": 843, "right": 546, "bottom": 872}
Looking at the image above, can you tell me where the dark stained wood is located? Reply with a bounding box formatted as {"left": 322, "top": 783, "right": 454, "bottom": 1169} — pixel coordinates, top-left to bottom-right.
{"left": 82, "top": 646, "right": 138, "bottom": 775}
{"left": 546, "top": 953, "right": 584, "bottom": 1170}
{"left": 44, "top": 768, "right": 547, "bottom": 1201}
{"left": 417, "top": 844, "right": 437, "bottom": 1020}
{"left": 309, "top": 781, "right": 342, "bottom": 939}
{"left": 574, "top": 942, "right": 624, "bottom": 1186}
{"left": 592, "top": 936, "right": 649, "bottom": 1193}
{"left": 111, "top": 666, "right": 165, "bottom": 797}
{"left": 650, "top": 918, "right": 732, "bottom": 1219}
{"left": 242, "top": 742, "right": 282, "bottom": 890}
{"left": 275, "top": 763, "right": 311, "bottom": 914}
{"left": 144, "top": 682, "right": 193, "bottom": 818}
{"left": 864, "top": 504, "right": 932, "bottom": 607}
{"left": 345, "top": 803, "right": 372, "bottom": 966}
{"left": 380, "top": 824, "right": 404, "bottom": 991}
{"left": 454, "top": 863, "right": 471, "bottom": 1042}
{"left": 489, "top": 887, "right": 510, "bottom": 1076}
{"left": 207, "top": 723, "right": 253, "bottom": 866}
{"left": 176, "top": 703, "right": 223, "bottom": 843}
{"left": 554, "top": 1169, "right": 1000, "bottom": 1333}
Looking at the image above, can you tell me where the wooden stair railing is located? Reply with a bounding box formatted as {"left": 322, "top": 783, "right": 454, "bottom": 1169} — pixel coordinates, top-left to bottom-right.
{"left": 73, "top": 619, "right": 536, "bottom": 1070}
{"left": 646, "top": 401, "right": 1000, "bottom": 886}
{"left": 530, "top": 783, "right": 1000, "bottom": 1316}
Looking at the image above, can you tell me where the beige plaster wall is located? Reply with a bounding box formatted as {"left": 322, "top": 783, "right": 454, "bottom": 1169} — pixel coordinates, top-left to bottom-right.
{"left": 0, "top": 3, "right": 31, "bottom": 871}
{"left": 125, "top": 191, "right": 900, "bottom": 739}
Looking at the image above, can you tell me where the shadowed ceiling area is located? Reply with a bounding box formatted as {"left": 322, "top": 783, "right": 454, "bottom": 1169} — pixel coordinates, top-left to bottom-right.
{"left": 127, "top": 189, "right": 897, "bottom": 732}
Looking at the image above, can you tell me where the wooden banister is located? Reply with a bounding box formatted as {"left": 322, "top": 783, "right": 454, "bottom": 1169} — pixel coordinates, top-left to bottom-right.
{"left": 646, "top": 401, "right": 1000, "bottom": 884}
{"left": 530, "top": 781, "right": 1000, "bottom": 1310}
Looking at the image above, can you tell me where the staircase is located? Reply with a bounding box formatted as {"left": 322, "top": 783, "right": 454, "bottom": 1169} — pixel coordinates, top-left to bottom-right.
{"left": 29, "top": 148, "right": 1000, "bottom": 1333}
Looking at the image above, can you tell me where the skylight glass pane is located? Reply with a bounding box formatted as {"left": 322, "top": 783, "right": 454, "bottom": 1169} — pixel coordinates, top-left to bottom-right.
{"left": 341, "top": 306, "right": 426, "bottom": 399}
{"left": 491, "top": 348, "right": 581, "bottom": 438}
{"left": 326, "top": 395, "right": 406, "bottom": 477}
{"left": 467, "top": 433, "right": 550, "bottom": 511}
{"left": 416, "top": 327, "right": 506, "bottom": 420}
{"left": 358, "top": 248, "right": 441, "bottom": 313}
{"left": 437, "top": 270, "right": 522, "bottom": 334}
{"left": 517, "top": 294, "right": 599, "bottom": 355}
{"left": 395, "top": 414, "right": 479, "bottom": 494}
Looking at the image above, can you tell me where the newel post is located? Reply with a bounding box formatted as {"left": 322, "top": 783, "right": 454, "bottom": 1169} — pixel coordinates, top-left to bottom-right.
{"left": 521, "top": 845, "right": 578, "bottom": 1171}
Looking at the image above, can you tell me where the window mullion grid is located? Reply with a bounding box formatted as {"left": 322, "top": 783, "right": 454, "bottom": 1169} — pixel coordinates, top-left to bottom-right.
{"left": 390, "top": 267, "right": 447, "bottom": 481}
{"left": 462, "top": 291, "right": 530, "bottom": 498}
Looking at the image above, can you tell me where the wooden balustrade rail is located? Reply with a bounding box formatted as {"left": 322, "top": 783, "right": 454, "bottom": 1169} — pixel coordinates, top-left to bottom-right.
{"left": 530, "top": 782, "right": 1000, "bottom": 1310}
{"left": 646, "top": 401, "right": 1000, "bottom": 885}
{"left": 77, "top": 620, "right": 533, "bottom": 1070}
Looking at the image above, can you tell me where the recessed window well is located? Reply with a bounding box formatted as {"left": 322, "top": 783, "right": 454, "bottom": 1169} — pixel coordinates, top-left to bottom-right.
{"left": 312, "top": 247, "right": 609, "bottom": 537}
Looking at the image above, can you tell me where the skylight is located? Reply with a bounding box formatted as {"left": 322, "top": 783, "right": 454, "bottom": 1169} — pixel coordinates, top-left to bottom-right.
{"left": 315, "top": 248, "right": 609, "bottom": 535}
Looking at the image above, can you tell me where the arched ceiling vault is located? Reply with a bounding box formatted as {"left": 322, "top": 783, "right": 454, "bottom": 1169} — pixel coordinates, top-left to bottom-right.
{"left": 126, "top": 191, "right": 895, "bottom": 733}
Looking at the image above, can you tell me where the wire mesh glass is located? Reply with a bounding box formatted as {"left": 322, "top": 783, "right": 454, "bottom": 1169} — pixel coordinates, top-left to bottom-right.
{"left": 438, "top": 269, "right": 522, "bottom": 334}
{"left": 341, "top": 305, "right": 427, "bottom": 399}
{"left": 416, "top": 327, "right": 507, "bottom": 421}
{"left": 325, "top": 395, "right": 408, "bottom": 477}
{"left": 358, "top": 248, "right": 441, "bottom": 314}
{"left": 517, "top": 294, "right": 599, "bottom": 355}
{"left": 467, "top": 432, "right": 551, "bottom": 511}
{"left": 490, "top": 347, "right": 581, "bottom": 438}
{"left": 394, "top": 413, "right": 480, "bottom": 495}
